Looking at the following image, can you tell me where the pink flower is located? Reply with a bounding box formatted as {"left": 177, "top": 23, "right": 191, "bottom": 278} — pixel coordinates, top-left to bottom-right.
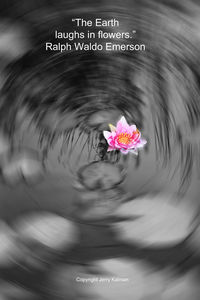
{"left": 103, "top": 116, "right": 147, "bottom": 155}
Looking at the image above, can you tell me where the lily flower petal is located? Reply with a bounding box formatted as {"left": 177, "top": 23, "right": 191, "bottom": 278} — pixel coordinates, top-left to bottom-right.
{"left": 130, "top": 125, "right": 137, "bottom": 132}
{"left": 103, "top": 130, "right": 112, "bottom": 140}
{"left": 136, "top": 139, "right": 147, "bottom": 148}
{"left": 129, "top": 149, "right": 138, "bottom": 155}
{"left": 120, "top": 148, "right": 129, "bottom": 154}
{"left": 107, "top": 146, "right": 115, "bottom": 152}
{"left": 109, "top": 124, "right": 116, "bottom": 132}
{"left": 116, "top": 116, "right": 129, "bottom": 132}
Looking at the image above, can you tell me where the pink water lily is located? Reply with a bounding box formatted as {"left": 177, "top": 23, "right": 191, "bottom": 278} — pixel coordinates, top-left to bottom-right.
{"left": 103, "top": 116, "right": 147, "bottom": 155}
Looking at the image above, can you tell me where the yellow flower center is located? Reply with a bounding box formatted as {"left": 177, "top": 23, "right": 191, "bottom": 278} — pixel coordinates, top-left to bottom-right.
{"left": 118, "top": 133, "right": 132, "bottom": 145}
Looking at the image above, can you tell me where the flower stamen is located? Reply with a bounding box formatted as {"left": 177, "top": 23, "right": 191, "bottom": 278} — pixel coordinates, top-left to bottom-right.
{"left": 117, "top": 133, "right": 133, "bottom": 145}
